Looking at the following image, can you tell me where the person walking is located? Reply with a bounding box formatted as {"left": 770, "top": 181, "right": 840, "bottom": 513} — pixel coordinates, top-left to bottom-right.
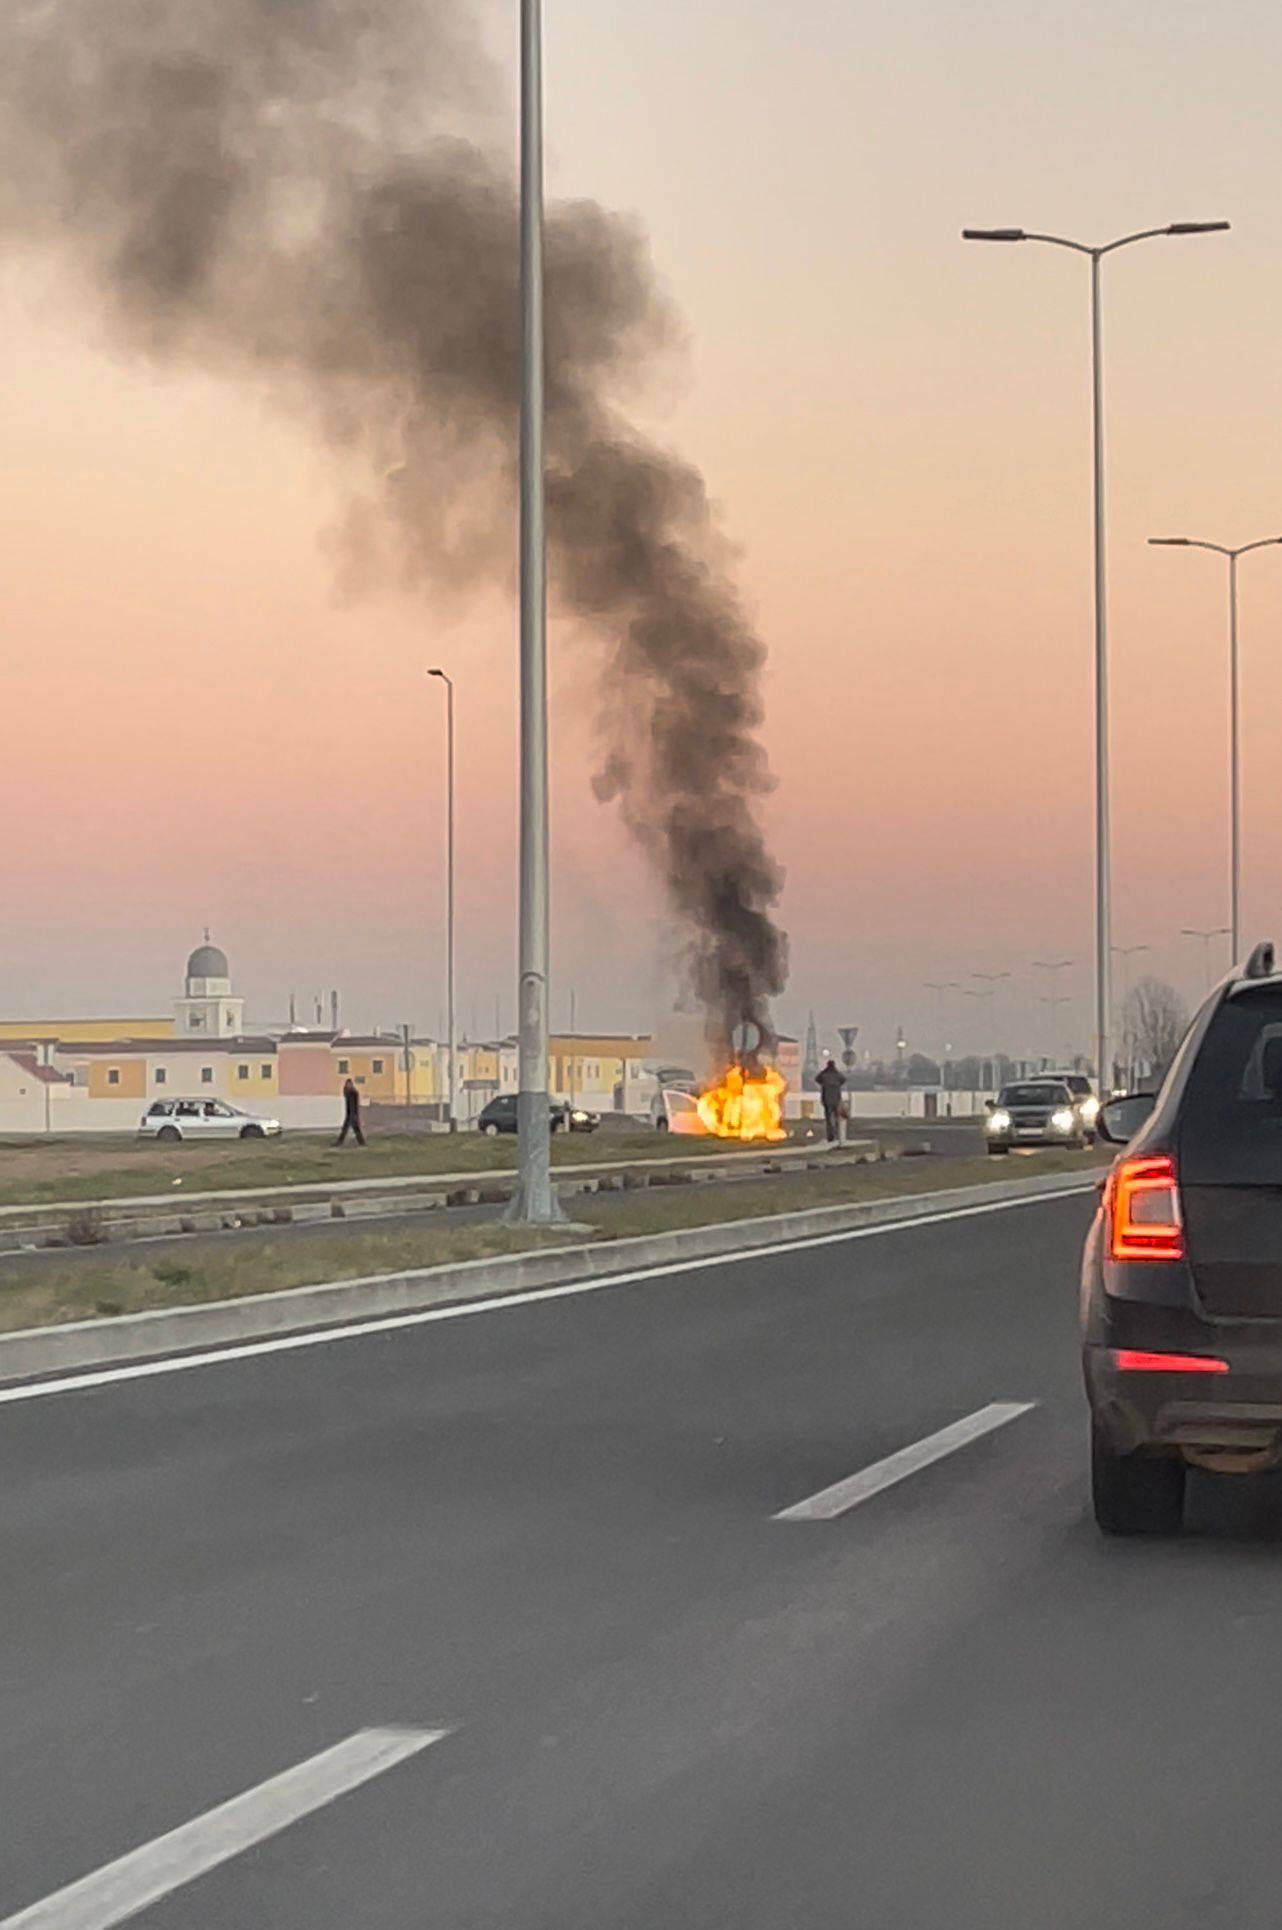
{"left": 336, "top": 1075, "right": 366, "bottom": 1147}
{"left": 816, "top": 1057, "right": 846, "bottom": 1146}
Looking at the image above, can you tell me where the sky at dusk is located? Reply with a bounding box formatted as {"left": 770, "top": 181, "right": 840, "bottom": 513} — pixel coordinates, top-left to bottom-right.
{"left": 5, "top": 0, "right": 1282, "bottom": 1063}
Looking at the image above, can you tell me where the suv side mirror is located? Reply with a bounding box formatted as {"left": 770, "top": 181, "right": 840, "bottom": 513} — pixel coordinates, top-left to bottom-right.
{"left": 1096, "top": 1092, "right": 1157, "bottom": 1145}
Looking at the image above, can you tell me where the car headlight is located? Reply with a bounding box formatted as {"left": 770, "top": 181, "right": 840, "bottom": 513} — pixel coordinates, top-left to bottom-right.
{"left": 1079, "top": 1095, "right": 1100, "bottom": 1123}
{"left": 987, "top": 1109, "right": 1011, "bottom": 1133}
{"left": 571, "top": 1109, "right": 589, "bottom": 1123}
{"left": 1051, "top": 1107, "right": 1075, "bottom": 1132}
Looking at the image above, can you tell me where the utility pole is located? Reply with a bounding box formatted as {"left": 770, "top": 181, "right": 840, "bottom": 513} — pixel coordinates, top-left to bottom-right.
{"left": 508, "top": 0, "right": 558, "bottom": 1221}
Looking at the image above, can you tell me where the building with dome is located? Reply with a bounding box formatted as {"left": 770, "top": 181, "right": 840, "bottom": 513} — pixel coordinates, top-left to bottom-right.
{"left": 174, "top": 936, "right": 244, "bottom": 1040}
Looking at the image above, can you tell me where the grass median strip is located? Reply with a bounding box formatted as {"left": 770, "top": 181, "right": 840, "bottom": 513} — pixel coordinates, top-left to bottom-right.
{"left": 0, "top": 1149, "right": 1102, "bottom": 1336}
{"left": 0, "top": 1128, "right": 792, "bottom": 1209}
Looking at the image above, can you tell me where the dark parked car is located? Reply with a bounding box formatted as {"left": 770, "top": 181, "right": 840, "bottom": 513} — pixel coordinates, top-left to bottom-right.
{"left": 475, "top": 1095, "right": 598, "bottom": 1135}
{"left": 985, "top": 1080, "right": 1089, "bottom": 1154}
{"left": 1082, "top": 939, "right": 1282, "bottom": 1534}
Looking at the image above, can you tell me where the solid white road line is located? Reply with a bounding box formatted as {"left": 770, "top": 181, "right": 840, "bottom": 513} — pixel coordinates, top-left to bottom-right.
{"left": 0, "top": 1187, "right": 1091, "bottom": 1411}
{"left": 774, "top": 1401, "right": 1037, "bottom": 1521}
{"left": 0, "top": 1726, "right": 450, "bottom": 1930}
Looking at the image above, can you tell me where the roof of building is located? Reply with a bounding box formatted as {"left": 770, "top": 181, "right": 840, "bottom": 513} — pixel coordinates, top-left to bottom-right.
{"left": 4, "top": 1051, "right": 72, "bottom": 1086}
{"left": 187, "top": 942, "right": 229, "bottom": 979}
{"left": 57, "top": 1037, "right": 278, "bottom": 1057}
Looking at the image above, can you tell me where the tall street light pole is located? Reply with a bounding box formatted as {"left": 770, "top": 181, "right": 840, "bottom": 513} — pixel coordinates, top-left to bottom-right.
{"left": 1033, "top": 957, "right": 1074, "bottom": 1063}
{"left": 1111, "top": 942, "right": 1150, "bottom": 1088}
{"left": 1149, "top": 536, "right": 1282, "bottom": 961}
{"left": 923, "top": 980, "right": 960, "bottom": 1094}
{"left": 509, "top": 0, "right": 558, "bottom": 1222}
{"left": 1182, "top": 924, "right": 1232, "bottom": 992}
{"left": 427, "top": 668, "right": 457, "bottom": 1132}
{"left": 971, "top": 969, "right": 1012, "bottom": 1088}
{"left": 964, "top": 220, "right": 1230, "bottom": 1094}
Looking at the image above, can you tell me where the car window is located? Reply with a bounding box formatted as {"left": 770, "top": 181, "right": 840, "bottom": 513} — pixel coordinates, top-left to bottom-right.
{"left": 1000, "top": 1084, "right": 1069, "bottom": 1106}
{"left": 147, "top": 1101, "right": 173, "bottom": 1117}
{"left": 1180, "top": 989, "right": 1282, "bottom": 1183}
{"left": 1064, "top": 1077, "right": 1090, "bottom": 1096}
{"left": 176, "top": 1101, "right": 200, "bottom": 1117}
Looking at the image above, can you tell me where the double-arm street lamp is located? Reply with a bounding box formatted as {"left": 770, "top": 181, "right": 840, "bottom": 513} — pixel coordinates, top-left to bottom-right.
{"left": 1182, "top": 924, "right": 1232, "bottom": 991}
{"left": 1149, "top": 535, "right": 1282, "bottom": 961}
{"left": 964, "top": 220, "right": 1230, "bottom": 1091}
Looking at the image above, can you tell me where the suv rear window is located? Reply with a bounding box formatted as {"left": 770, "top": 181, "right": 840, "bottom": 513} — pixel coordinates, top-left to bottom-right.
{"left": 1000, "top": 1084, "right": 1070, "bottom": 1106}
{"left": 1179, "top": 987, "right": 1282, "bottom": 1183}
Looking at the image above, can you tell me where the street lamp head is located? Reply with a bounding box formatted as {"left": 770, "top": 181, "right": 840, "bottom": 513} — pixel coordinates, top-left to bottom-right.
{"left": 427, "top": 667, "right": 445, "bottom": 678}
{"left": 1165, "top": 221, "right": 1231, "bottom": 235}
{"left": 1148, "top": 537, "right": 1190, "bottom": 546}
{"left": 962, "top": 228, "right": 1026, "bottom": 242}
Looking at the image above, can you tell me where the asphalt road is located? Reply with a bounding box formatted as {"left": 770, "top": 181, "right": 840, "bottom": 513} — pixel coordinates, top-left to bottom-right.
{"left": 4, "top": 1188, "right": 1280, "bottom": 1928}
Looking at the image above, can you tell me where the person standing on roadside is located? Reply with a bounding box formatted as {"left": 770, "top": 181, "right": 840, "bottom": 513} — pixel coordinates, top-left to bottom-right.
{"left": 816, "top": 1057, "right": 846, "bottom": 1146}
{"left": 336, "top": 1075, "right": 366, "bottom": 1147}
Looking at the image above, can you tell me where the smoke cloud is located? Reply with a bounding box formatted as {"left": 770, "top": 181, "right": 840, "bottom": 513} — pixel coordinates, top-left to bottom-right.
{"left": 0, "top": 0, "right": 787, "bottom": 1058}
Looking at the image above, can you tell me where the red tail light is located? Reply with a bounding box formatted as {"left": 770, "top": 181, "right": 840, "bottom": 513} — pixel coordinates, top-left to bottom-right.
{"left": 1112, "top": 1349, "right": 1228, "bottom": 1374}
{"left": 1108, "top": 1154, "right": 1184, "bottom": 1262}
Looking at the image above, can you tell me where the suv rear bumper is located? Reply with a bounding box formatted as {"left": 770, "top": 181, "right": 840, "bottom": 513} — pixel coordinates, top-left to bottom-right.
{"left": 1085, "top": 1340, "right": 1282, "bottom": 1457}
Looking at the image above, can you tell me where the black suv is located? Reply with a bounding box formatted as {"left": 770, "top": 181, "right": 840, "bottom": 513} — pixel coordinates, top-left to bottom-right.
{"left": 1083, "top": 940, "right": 1282, "bottom": 1534}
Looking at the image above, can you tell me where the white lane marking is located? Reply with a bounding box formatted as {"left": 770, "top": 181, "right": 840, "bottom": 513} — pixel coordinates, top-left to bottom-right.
{"left": 0, "top": 1186, "right": 1093, "bottom": 1411}
{"left": 774, "top": 1401, "right": 1037, "bottom": 1521}
{"left": 0, "top": 1726, "right": 450, "bottom": 1930}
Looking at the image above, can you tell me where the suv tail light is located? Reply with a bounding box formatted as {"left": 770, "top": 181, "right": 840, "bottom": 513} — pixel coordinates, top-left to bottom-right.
{"left": 1108, "top": 1154, "right": 1184, "bottom": 1262}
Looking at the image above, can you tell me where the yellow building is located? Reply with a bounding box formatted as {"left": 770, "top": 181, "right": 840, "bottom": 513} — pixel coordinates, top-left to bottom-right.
{"left": 0, "top": 1017, "right": 173, "bottom": 1046}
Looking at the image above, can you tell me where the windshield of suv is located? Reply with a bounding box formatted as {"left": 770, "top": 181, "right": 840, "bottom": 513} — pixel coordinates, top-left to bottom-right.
{"left": 1180, "top": 988, "right": 1282, "bottom": 1182}
{"left": 999, "top": 1084, "right": 1070, "bottom": 1106}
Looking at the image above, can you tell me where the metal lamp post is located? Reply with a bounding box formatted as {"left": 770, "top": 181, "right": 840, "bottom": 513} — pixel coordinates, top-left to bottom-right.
{"left": 507, "top": 0, "right": 559, "bottom": 1221}
{"left": 923, "top": 980, "right": 960, "bottom": 1095}
{"left": 1111, "top": 942, "right": 1150, "bottom": 1088}
{"left": 964, "top": 220, "right": 1230, "bottom": 1095}
{"left": 971, "top": 970, "right": 1012, "bottom": 1089}
{"left": 1182, "top": 924, "right": 1232, "bottom": 991}
{"left": 1149, "top": 535, "right": 1282, "bottom": 962}
{"left": 1033, "top": 958, "right": 1074, "bottom": 1064}
{"left": 427, "top": 668, "right": 457, "bottom": 1132}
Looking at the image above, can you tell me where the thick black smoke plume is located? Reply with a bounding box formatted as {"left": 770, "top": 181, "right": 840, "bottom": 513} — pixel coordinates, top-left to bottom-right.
{"left": 0, "top": 0, "right": 788, "bottom": 1058}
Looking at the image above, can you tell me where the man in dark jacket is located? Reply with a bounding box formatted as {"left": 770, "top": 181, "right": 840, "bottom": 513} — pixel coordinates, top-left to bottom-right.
{"left": 816, "top": 1057, "right": 846, "bottom": 1146}
{"left": 336, "top": 1076, "right": 366, "bottom": 1147}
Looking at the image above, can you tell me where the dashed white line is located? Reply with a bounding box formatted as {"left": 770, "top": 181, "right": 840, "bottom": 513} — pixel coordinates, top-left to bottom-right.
{"left": 0, "top": 1186, "right": 1091, "bottom": 1410}
{"left": 774, "top": 1401, "right": 1037, "bottom": 1521}
{"left": 0, "top": 1726, "right": 451, "bottom": 1930}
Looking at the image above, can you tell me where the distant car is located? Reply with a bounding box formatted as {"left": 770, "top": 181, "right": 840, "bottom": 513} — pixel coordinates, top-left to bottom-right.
{"left": 475, "top": 1094, "right": 568, "bottom": 1136}
{"left": 985, "top": 1080, "right": 1089, "bottom": 1154}
{"left": 565, "top": 1106, "right": 601, "bottom": 1134}
{"left": 1083, "top": 940, "right": 1282, "bottom": 1534}
{"left": 139, "top": 1099, "right": 281, "bottom": 1142}
{"left": 1041, "top": 1070, "right": 1101, "bottom": 1135}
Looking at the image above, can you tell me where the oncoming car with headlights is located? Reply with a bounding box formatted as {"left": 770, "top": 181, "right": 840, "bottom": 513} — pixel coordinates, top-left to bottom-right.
{"left": 985, "top": 1080, "right": 1089, "bottom": 1154}
{"left": 1041, "top": 1070, "right": 1100, "bottom": 1137}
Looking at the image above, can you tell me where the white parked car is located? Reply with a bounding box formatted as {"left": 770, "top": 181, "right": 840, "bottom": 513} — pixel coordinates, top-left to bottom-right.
{"left": 139, "top": 1099, "right": 282, "bottom": 1142}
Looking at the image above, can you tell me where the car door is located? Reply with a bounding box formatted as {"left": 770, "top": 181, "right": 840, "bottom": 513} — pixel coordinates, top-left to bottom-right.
{"left": 203, "top": 1101, "right": 240, "bottom": 1138}
{"left": 175, "top": 1100, "right": 204, "bottom": 1136}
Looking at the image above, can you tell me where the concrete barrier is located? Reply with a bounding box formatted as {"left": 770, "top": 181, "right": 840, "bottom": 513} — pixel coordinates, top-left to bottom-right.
{"left": 0, "top": 1168, "right": 1098, "bottom": 1385}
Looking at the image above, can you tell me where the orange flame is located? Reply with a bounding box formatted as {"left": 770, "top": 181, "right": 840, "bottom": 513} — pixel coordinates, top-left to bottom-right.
{"left": 696, "top": 1063, "right": 788, "bottom": 1141}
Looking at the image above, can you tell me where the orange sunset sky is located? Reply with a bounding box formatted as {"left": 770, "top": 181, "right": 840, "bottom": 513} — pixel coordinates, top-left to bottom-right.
{"left": 5, "top": 0, "right": 1282, "bottom": 1063}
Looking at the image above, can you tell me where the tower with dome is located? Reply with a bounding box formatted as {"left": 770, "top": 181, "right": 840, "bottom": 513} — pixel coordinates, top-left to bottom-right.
{"left": 174, "top": 935, "right": 245, "bottom": 1039}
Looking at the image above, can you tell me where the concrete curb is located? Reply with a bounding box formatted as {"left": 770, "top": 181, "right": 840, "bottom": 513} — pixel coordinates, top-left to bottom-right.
{"left": 0, "top": 1168, "right": 1098, "bottom": 1385}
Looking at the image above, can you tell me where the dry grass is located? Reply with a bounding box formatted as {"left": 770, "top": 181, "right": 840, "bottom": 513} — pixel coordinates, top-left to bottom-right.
{"left": 0, "top": 1126, "right": 793, "bottom": 1209}
{"left": 0, "top": 1146, "right": 1101, "bottom": 1336}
